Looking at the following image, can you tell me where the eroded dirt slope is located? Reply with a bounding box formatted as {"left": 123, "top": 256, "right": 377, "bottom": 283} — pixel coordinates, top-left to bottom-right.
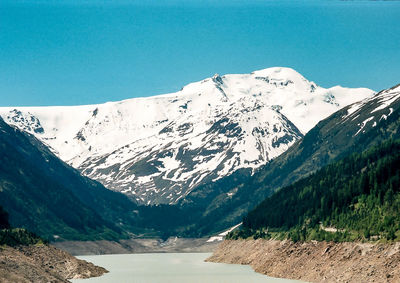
{"left": 0, "top": 244, "right": 107, "bottom": 283}
{"left": 207, "top": 239, "right": 400, "bottom": 283}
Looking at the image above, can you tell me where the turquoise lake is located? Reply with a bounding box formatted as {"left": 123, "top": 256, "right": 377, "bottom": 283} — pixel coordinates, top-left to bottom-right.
{"left": 72, "top": 253, "right": 301, "bottom": 283}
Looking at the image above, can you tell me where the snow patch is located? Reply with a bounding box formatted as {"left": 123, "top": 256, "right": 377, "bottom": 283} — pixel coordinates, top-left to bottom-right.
{"left": 355, "top": 116, "right": 375, "bottom": 136}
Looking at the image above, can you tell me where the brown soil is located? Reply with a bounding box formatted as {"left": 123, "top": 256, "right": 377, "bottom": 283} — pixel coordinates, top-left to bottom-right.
{"left": 0, "top": 244, "right": 107, "bottom": 283}
{"left": 206, "top": 239, "right": 400, "bottom": 283}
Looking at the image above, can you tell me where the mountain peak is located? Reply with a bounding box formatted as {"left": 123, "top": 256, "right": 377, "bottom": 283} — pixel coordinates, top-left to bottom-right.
{"left": 0, "top": 67, "right": 374, "bottom": 205}
{"left": 251, "top": 67, "right": 313, "bottom": 90}
{"left": 252, "top": 67, "right": 304, "bottom": 79}
{"left": 212, "top": 73, "right": 223, "bottom": 85}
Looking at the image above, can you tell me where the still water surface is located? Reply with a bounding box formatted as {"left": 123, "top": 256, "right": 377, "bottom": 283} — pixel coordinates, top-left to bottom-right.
{"left": 72, "top": 253, "right": 300, "bottom": 283}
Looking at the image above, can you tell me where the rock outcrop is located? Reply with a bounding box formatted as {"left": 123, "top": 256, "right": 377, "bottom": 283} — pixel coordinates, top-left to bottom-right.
{"left": 0, "top": 244, "right": 107, "bottom": 282}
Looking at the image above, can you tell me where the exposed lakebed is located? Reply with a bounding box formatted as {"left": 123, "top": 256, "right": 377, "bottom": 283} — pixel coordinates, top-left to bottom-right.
{"left": 71, "top": 253, "right": 299, "bottom": 283}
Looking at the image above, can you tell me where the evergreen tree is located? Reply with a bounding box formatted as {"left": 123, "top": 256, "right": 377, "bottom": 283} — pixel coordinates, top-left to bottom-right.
{"left": 0, "top": 206, "right": 10, "bottom": 229}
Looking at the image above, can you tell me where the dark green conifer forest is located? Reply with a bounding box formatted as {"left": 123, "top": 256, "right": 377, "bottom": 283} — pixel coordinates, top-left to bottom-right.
{"left": 0, "top": 206, "right": 10, "bottom": 229}
{"left": 230, "top": 139, "right": 400, "bottom": 242}
{"left": 0, "top": 205, "right": 46, "bottom": 246}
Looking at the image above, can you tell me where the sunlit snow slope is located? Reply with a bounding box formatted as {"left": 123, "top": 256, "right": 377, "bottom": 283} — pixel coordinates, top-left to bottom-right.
{"left": 0, "top": 67, "right": 374, "bottom": 204}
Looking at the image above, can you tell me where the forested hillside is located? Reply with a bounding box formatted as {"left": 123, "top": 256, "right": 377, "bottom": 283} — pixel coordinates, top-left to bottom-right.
{"left": 236, "top": 139, "right": 400, "bottom": 242}
{"left": 0, "top": 118, "right": 144, "bottom": 241}
{"left": 182, "top": 84, "right": 400, "bottom": 236}
{"left": 0, "top": 205, "right": 46, "bottom": 246}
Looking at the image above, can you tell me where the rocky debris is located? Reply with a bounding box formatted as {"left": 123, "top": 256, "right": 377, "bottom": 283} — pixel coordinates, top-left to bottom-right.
{"left": 0, "top": 244, "right": 107, "bottom": 282}
{"left": 206, "top": 239, "right": 400, "bottom": 283}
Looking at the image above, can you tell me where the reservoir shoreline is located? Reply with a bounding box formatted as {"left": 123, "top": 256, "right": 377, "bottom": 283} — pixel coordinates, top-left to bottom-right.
{"left": 0, "top": 244, "right": 107, "bottom": 282}
{"left": 206, "top": 239, "right": 400, "bottom": 283}
{"left": 52, "top": 237, "right": 219, "bottom": 256}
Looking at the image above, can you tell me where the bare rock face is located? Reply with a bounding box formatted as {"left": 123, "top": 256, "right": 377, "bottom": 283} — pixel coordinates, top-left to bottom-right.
{"left": 0, "top": 244, "right": 107, "bottom": 283}
{"left": 207, "top": 239, "right": 400, "bottom": 283}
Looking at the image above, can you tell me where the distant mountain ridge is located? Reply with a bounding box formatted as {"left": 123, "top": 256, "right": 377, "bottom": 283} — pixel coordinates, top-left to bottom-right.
{"left": 0, "top": 67, "right": 373, "bottom": 205}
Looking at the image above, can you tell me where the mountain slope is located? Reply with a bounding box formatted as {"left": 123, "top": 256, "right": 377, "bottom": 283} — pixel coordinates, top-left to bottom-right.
{"left": 0, "top": 117, "right": 140, "bottom": 240}
{"left": 182, "top": 83, "right": 400, "bottom": 235}
{"left": 0, "top": 67, "right": 373, "bottom": 205}
{"left": 242, "top": 138, "right": 400, "bottom": 242}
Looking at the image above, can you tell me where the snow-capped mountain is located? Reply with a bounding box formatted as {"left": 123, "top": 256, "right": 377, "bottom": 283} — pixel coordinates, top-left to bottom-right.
{"left": 341, "top": 84, "right": 400, "bottom": 136}
{"left": 0, "top": 67, "right": 374, "bottom": 205}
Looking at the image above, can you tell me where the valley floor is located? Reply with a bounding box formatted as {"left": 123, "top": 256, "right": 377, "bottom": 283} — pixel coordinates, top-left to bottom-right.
{"left": 206, "top": 239, "right": 400, "bottom": 283}
{"left": 53, "top": 237, "right": 219, "bottom": 256}
{"left": 0, "top": 244, "right": 107, "bottom": 282}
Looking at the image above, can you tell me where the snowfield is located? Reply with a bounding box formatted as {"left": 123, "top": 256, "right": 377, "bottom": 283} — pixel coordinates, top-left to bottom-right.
{"left": 0, "top": 67, "right": 374, "bottom": 204}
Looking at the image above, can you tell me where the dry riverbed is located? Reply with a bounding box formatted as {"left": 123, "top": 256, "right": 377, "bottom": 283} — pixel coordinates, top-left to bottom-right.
{"left": 206, "top": 239, "right": 400, "bottom": 283}
{"left": 0, "top": 244, "right": 107, "bottom": 282}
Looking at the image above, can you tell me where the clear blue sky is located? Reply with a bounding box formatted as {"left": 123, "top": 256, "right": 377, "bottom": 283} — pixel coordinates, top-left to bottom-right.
{"left": 1, "top": 0, "right": 399, "bottom": 106}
